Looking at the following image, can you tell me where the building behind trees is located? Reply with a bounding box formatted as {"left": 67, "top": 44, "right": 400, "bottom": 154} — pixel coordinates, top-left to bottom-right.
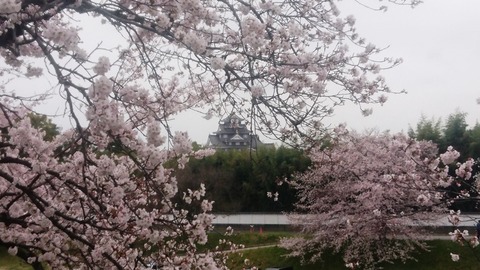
{"left": 205, "top": 113, "right": 273, "bottom": 150}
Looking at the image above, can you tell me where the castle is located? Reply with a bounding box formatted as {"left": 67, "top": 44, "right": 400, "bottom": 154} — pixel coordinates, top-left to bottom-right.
{"left": 205, "top": 113, "right": 271, "bottom": 150}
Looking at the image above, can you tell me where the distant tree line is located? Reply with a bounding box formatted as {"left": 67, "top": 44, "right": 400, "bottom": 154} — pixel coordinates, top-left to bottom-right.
{"left": 408, "top": 111, "right": 480, "bottom": 160}
{"left": 173, "top": 146, "right": 311, "bottom": 213}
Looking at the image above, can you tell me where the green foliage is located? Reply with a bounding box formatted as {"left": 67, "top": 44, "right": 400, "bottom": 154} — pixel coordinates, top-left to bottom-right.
{"left": 27, "top": 113, "right": 60, "bottom": 141}
{"left": 410, "top": 111, "right": 480, "bottom": 160}
{"left": 467, "top": 123, "right": 480, "bottom": 159}
{"left": 190, "top": 141, "right": 202, "bottom": 151}
{"left": 174, "top": 146, "right": 311, "bottom": 213}
{"left": 408, "top": 114, "right": 443, "bottom": 145}
{"left": 441, "top": 111, "right": 469, "bottom": 156}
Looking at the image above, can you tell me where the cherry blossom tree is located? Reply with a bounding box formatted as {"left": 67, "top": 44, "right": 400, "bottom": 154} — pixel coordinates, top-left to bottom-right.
{"left": 0, "top": 0, "right": 423, "bottom": 269}
{"left": 282, "top": 127, "right": 480, "bottom": 267}
{"left": 282, "top": 128, "right": 457, "bottom": 268}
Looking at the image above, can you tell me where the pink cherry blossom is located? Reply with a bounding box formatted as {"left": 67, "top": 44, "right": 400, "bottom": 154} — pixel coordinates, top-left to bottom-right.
{"left": 450, "top": 253, "right": 460, "bottom": 262}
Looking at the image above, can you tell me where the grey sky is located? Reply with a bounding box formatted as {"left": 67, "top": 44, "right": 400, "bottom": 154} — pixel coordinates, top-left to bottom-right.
{"left": 329, "top": 0, "right": 480, "bottom": 132}
{"left": 174, "top": 0, "right": 480, "bottom": 144}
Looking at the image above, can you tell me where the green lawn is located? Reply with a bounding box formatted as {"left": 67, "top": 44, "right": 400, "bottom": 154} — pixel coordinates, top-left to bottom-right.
{"left": 0, "top": 246, "right": 32, "bottom": 270}
{"left": 203, "top": 230, "right": 294, "bottom": 250}
{"left": 3, "top": 234, "right": 480, "bottom": 270}
{"left": 226, "top": 240, "right": 480, "bottom": 270}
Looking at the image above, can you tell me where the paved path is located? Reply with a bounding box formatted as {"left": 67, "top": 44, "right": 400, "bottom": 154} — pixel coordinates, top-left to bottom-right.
{"left": 213, "top": 213, "right": 480, "bottom": 227}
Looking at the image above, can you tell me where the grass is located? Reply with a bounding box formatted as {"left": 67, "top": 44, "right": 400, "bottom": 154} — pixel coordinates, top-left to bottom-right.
{"left": 202, "top": 230, "right": 294, "bottom": 250}
{"left": 383, "top": 240, "right": 480, "bottom": 270}
{"left": 226, "top": 240, "right": 480, "bottom": 270}
{"left": 0, "top": 246, "right": 33, "bottom": 270}
{"left": 227, "top": 246, "right": 342, "bottom": 270}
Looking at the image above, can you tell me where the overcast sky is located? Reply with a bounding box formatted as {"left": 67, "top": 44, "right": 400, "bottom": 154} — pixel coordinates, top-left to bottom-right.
{"left": 173, "top": 0, "right": 480, "bottom": 144}
{"left": 328, "top": 0, "right": 480, "bottom": 133}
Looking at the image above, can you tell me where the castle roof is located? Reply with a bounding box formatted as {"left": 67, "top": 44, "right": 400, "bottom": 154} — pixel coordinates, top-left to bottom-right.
{"left": 205, "top": 113, "right": 271, "bottom": 150}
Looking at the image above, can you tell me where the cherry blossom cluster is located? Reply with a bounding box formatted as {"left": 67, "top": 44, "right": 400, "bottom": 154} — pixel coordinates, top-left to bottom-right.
{"left": 0, "top": 0, "right": 21, "bottom": 14}
{"left": 250, "top": 85, "right": 264, "bottom": 98}
{"left": 172, "top": 131, "right": 193, "bottom": 155}
{"left": 266, "top": 191, "right": 279, "bottom": 202}
{"left": 446, "top": 210, "right": 480, "bottom": 262}
{"left": 210, "top": 57, "right": 225, "bottom": 70}
{"left": 440, "top": 146, "right": 461, "bottom": 165}
{"left": 182, "top": 31, "right": 207, "bottom": 54}
{"left": 450, "top": 252, "right": 460, "bottom": 262}
{"left": 93, "top": 56, "right": 111, "bottom": 76}
{"left": 42, "top": 19, "right": 81, "bottom": 54}
{"left": 146, "top": 120, "right": 165, "bottom": 147}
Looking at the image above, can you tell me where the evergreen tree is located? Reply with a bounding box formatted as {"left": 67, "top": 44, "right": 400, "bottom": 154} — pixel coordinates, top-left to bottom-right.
{"left": 408, "top": 114, "right": 442, "bottom": 145}
{"left": 442, "top": 111, "right": 469, "bottom": 156}
{"left": 467, "top": 123, "right": 480, "bottom": 159}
